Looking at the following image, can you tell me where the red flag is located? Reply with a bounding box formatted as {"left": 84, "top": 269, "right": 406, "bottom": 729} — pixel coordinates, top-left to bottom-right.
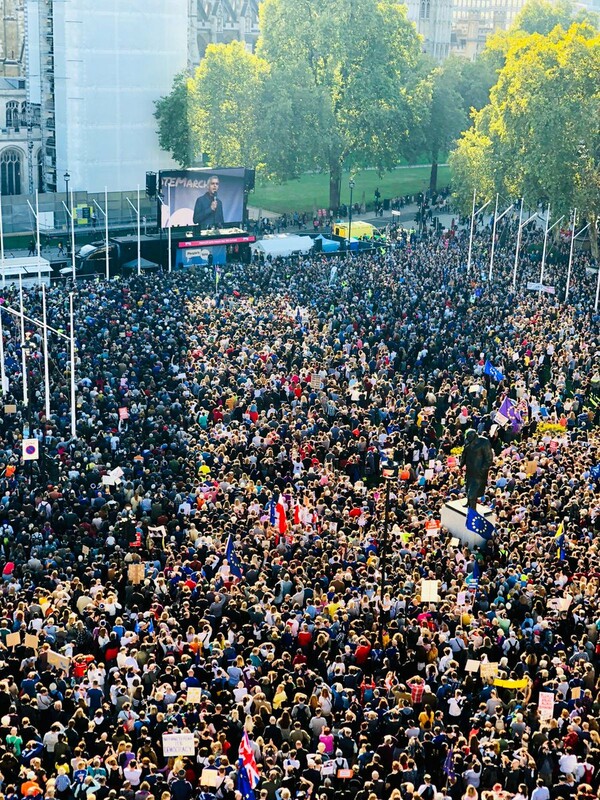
{"left": 293, "top": 504, "right": 300, "bottom": 525}
{"left": 276, "top": 503, "right": 287, "bottom": 534}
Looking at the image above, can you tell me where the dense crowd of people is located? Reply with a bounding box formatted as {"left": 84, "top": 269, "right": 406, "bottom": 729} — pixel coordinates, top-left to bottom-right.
{"left": 0, "top": 214, "right": 599, "bottom": 800}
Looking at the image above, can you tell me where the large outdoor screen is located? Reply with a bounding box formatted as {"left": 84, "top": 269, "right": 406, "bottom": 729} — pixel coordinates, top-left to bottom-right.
{"left": 159, "top": 167, "right": 246, "bottom": 229}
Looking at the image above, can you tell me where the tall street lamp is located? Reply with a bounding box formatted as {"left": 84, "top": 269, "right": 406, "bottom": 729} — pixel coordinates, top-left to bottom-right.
{"left": 379, "top": 459, "right": 399, "bottom": 648}
{"left": 64, "top": 171, "right": 70, "bottom": 228}
{"left": 348, "top": 178, "right": 355, "bottom": 252}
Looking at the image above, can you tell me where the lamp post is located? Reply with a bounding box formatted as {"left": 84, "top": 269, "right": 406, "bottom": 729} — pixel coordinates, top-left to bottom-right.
{"left": 379, "top": 459, "right": 399, "bottom": 648}
{"left": 348, "top": 178, "right": 355, "bottom": 251}
{"left": 64, "top": 172, "right": 70, "bottom": 228}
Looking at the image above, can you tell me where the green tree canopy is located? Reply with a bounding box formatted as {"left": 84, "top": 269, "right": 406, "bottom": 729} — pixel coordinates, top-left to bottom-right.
{"left": 155, "top": 41, "right": 268, "bottom": 170}
{"left": 256, "top": 0, "right": 423, "bottom": 208}
{"left": 450, "top": 23, "right": 600, "bottom": 255}
{"left": 154, "top": 71, "right": 196, "bottom": 167}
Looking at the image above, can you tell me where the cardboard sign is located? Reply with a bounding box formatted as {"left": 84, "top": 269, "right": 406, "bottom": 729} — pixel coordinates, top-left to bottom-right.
{"left": 465, "top": 659, "right": 480, "bottom": 673}
{"left": 47, "top": 650, "right": 71, "bottom": 672}
{"left": 25, "top": 633, "right": 39, "bottom": 650}
{"left": 186, "top": 687, "right": 203, "bottom": 704}
{"left": 82, "top": 545, "right": 90, "bottom": 556}
{"left": 548, "top": 595, "right": 572, "bottom": 612}
{"left": 420, "top": 579, "right": 440, "bottom": 603}
{"left": 6, "top": 632, "right": 20, "bottom": 647}
{"left": 337, "top": 770, "right": 353, "bottom": 780}
{"left": 526, "top": 460, "right": 538, "bottom": 476}
{"left": 200, "top": 770, "right": 219, "bottom": 787}
{"left": 480, "top": 662, "right": 499, "bottom": 680}
{"left": 4, "top": 404, "right": 16, "bottom": 414}
{"left": 162, "top": 733, "right": 196, "bottom": 757}
{"left": 425, "top": 519, "right": 441, "bottom": 535}
{"left": 128, "top": 564, "right": 145, "bottom": 584}
{"left": 102, "top": 475, "right": 116, "bottom": 486}
{"left": 571, "top": 686, "right": 581, "bottom": 700}
{"left": 310, "top": 374, "right": 323, "bottom": 390}
{"left": 457, "top": 591, "right": 467, "bottom": 606}
{"left": 148, "top": 525, "right": 167, "bottom": 537}
{"left": 538, "top": 691, "right": 555, "bottom": 720}
{"left": 118, "top": 407, "right": 129, "bottom": 420}
{"left": 450, "top": 537, "right": 460, "bottom": 547}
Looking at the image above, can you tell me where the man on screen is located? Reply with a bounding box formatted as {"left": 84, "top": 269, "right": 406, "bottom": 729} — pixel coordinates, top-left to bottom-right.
{"left": 193, "top": 175, "right": 224, "bottom": 228}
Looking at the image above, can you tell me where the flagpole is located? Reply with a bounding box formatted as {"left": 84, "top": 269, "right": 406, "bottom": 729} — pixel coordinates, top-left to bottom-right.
{"left": 42, "top": 282, "right": 50, "bottom": 420}
{"left": 0, "top": 308, "right": 6, "bottom": 396}
{"left": 595, "top": 253, "right": 600, "bottom": 313}
{"left": 466, "top": 188, "right": 476, "bottom": 274}
{"left": 512, "top": 199, "right": 523, "bottom": 290}
{"left": 540, "top": 205, "right": 550, "bottom": 290}
{"left": 19, "top": 275, "right": 28, "bottom": 408}
{"left": 35, "top": 189, "right": 41, "bottom": 285}
{"left": 565, "top": 209, "right": 576, "bottom": 303}
{"left": 105, "top": 187, "right": 109, "bottom": 280}
{"left": 69, "top": 291, "right": 76, "bottom": 438}
{"left": 0, "top": 186, "right": 4, "bottom": 286}
{"left": 70, "top": 189, "right": 76, "bottom": 281}
{"left": 168, "top": 184, "right": 172, "bottom": 274}
{"left": 137, "top": 185, "right": 141, "bottom": 277}
{"left": 488, "top": 193, "right": 498, "bottom": 282}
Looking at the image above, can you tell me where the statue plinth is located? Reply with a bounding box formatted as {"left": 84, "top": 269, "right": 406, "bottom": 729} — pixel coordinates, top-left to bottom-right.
{"left": 441, "top": 499, "right": 496, "bottom": 549}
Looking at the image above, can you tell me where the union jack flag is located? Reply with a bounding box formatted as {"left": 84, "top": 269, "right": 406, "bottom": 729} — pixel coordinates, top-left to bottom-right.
{"left": 239, "top": 731, "right": 260, "bottom": 788}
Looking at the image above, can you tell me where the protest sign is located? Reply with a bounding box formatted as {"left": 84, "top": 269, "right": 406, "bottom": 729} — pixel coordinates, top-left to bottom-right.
{"left": 162, "top": 733, "right": 196, "bottom": 757}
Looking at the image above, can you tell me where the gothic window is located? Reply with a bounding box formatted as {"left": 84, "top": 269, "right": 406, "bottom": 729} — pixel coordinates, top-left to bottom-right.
{"left": 0, "top": 148, "right": 23, "bottom": 195}
{"left": 5, "top": 101, "right": 19, "bottom": 129}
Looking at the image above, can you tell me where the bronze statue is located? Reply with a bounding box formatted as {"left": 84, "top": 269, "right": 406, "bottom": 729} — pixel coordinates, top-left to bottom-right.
{"left": 460, "top": 429, "right": 493, "bottom": 510}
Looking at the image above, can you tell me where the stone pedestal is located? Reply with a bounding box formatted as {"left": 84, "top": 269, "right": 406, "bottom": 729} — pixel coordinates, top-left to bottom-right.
{"left": 441, "top": 499, "right": 496, "bottom": 549}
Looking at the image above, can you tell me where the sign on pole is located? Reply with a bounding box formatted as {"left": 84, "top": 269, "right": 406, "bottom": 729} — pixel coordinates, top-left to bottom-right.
{"left": 22, "top": 438, "right": 40, "bottom": 461}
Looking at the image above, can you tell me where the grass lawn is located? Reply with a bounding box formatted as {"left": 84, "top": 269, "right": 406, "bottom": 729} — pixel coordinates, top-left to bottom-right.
{"left": 251, "top": 165, "right": 451, "bottom": 214}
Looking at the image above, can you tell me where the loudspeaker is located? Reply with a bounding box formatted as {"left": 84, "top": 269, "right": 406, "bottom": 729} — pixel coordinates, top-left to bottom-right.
{"left": 313, "top": 237, "right": 322, "bottom": 253}
{"left": 383, "top": 198, "right": 390, "bottom": 211}
{"left": 146, "top": 171, "right": 157, "bottom": 198}
{"left": 244, "top": 168, "right": 255, "bottom": 192}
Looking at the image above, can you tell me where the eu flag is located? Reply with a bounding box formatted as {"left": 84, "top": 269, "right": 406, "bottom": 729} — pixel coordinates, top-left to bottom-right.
{"left": 237, "top": 764, "right": 256, "bottom": 800}
{"left": 484, "top": 360, "right": 504, "bottom": 382}
{"left": 443, "top": 748, "right": 455, "bottom": 780}
{"left": 466, "top": 507, "right": 495, "bottom": 542}
{"left": 225, "top": 534, "right": 243, "bottom": 579}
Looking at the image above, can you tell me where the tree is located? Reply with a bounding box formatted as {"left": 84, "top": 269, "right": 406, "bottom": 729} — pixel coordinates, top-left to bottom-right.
{"left": 154, "top": 71, "right": 196, "bottom": 167}
{"left": 514, "top": 0, "right": 598, "bottom": 35}
{"left": 450, "top": 23, "right": 600, "bottom": 257}
{"left": 189, "top": 41, "right": 269, "bottom": 169}
{"left": 155, "top": 42, "right": 268, "bottom": 169}
{"left": 408, "top": 55, "right": 494, "bottom": 193}
{"left": 256, "top": 0, "right": 423, "bottom": 209}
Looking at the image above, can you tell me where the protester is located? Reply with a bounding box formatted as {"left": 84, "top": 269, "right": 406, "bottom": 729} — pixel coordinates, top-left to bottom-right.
{"left": 0, "top": 214, "right": 598, "bottom": 800}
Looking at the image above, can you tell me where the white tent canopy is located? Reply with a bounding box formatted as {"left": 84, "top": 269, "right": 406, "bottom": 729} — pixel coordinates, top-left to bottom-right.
{"left": 251, "top": 234, "right": 314, "bottom": 258}
{"left": 0, "top": 257, "right": 52, "bottom": 287}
